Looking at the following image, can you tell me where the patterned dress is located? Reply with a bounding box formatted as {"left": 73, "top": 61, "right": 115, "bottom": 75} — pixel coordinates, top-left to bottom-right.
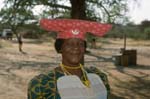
{"left": 28, "top": 67, "right": 110, "bottom": 99}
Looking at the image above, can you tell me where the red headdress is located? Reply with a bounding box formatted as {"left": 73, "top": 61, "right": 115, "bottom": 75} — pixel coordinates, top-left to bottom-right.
{"left": 40, "top": 18, "right": 112, "bottom": 40}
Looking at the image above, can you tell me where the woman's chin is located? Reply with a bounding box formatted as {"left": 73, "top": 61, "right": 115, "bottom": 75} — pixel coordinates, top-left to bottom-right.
{"left": 69, "top": 59, "right": 81, "bottom": 65}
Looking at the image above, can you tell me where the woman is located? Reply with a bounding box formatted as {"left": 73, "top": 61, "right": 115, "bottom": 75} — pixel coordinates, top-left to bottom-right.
{"left": 28, "top": 19, "right": 112, "bottom": 99}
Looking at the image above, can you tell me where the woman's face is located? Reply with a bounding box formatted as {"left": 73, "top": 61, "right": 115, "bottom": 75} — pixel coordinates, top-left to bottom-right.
{"left": 61, "top": 38, "right": 85, "bottom": 66}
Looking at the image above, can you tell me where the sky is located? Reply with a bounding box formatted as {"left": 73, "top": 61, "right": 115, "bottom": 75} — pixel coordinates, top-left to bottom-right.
{"left": 127, "top": 0, "right": 150, "bottom": 24}
{"left": 0, "top": 0, "right": 150, "bottom": 24}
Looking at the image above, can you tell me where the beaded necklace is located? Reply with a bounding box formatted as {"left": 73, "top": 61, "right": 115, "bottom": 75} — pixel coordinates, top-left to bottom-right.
{"left": 60, "top": 63, "right": 81, "bottom": 69}
{"left": 60, "top": 63, "right": 91, "bottom": 87}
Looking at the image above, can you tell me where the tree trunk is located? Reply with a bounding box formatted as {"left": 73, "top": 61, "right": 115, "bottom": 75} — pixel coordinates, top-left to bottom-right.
{"left": 70, "top": 0, "right": 86, "bottom": 20}
{"left": 14, "top": 32, "right": 23, "bottom": 53}
{"left": 18, "top": 34, "right": 23, "bottom": 52}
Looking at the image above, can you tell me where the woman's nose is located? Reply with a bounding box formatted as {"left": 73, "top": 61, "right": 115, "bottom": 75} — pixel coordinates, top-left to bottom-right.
{"left": 72, "top": 44, "right": 80, "bottom": 50}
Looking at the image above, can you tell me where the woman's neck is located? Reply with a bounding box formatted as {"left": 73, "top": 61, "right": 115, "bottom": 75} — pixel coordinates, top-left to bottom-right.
{"left": 62, "top": 61, "right": 80, "bottom": 67}
{"left": 60, "top": 63, "right": 83, "bottom": 78}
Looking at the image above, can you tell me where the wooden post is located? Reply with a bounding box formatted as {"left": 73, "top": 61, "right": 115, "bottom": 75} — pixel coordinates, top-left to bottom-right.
{"left": 124, "top": 34, "right": 126, "bottom": 50}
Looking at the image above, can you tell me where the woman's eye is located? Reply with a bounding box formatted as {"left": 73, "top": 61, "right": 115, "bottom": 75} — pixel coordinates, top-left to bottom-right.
{"left": 79, "top": 42, "right": 84, "bottom": 47}
{"left": 67, "top": 43, "right": 72, "bottom": 47}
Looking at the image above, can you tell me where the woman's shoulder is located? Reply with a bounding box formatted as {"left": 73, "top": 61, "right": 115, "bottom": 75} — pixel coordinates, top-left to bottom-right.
{"left": 85, "top": 66, "right": 108, "bottom": 81}
{"left": 28, "top": 70, "right": 55, "bottom": 86}
{"left": 28, "top": 70, "right": 61, "bottom": 99}
{"left": 85, "top": 66, "right": 107, "bottom": 76}
{"left": 85, "top": 66, "right": 110, "bottom": 91}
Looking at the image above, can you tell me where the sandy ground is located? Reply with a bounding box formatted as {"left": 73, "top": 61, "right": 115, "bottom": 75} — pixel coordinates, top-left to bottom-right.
{"left": 0, "top": 38, "right": 150, "bottom": 99}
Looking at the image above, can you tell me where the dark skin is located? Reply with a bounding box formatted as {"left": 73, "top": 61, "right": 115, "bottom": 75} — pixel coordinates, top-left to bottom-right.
{"left": 55, "top": 38, "right": 85, "bottom": 78}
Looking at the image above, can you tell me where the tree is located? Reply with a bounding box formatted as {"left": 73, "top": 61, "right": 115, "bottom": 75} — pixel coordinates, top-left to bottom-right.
{"left": 140, "top": 20, "right": 150, "bottom": 31}
{"left": 144, "top": 27, "right": 150, "bottom": 39}
{"left": 0, "top": 0, "right": 35, "bottom": 52}
{"left": 30, "top": 0, "right": 132, "bottom": 23}
{"left": 70, "top": 0, "right": 86, "bottom": 19}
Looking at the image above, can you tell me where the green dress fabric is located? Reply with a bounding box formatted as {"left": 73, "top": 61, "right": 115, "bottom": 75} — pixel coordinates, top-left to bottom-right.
{"left": 28, "top": 67, "right": 110, "bottom": 99}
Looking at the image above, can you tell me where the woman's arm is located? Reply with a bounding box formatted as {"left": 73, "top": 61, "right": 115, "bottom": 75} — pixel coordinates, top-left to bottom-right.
{"left": 28, "top": 74, "right": 45, "bottom": 99}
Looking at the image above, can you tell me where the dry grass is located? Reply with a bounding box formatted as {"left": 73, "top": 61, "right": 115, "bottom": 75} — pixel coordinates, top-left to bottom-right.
{"left": 0, "top": 38, "right": 150, "bottom": 99}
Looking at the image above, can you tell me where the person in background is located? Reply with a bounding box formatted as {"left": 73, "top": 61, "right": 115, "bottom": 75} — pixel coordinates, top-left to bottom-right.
{"left": 91, "top": 38, "right": 96, "bottom": 48}
{"left": 28, "top": 19, "right": 112, "bottom": 99}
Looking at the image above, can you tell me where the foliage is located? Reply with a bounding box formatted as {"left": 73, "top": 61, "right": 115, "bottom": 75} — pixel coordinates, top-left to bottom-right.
{"left": 140, "top": 20, "right": 150, "bottom": 32}
{"left": 144, "top": 27, "right": 150, "bottom": 39}
{"left": 1, "top": 0, "right": 131, "bottom": 23}
{"left": 36, "top": 0, "right": 131, "bottom": 23}
{"left": 0, "top": 0, "right": 35, "bottom": 33}
{"left": 105, "top": 23, "right": 150, "bottom": 40}
{"left": 86, "top": 0, "right": 129, "bottom": 23}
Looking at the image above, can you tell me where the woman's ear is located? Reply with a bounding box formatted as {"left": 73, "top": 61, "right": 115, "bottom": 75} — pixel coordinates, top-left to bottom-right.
{"left": 58, "top": 49, "right": 62, "bottom": 53}
{"left": 58, "top": 47, "right": 63, "bottom": 53}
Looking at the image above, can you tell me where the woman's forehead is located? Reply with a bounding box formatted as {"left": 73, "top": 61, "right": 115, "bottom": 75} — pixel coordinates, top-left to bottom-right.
{"left": 64, "top": 38, "right": 84, "bottom": 43}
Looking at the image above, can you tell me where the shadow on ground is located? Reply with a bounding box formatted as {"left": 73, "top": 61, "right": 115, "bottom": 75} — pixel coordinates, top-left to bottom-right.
{"left": 85, "top": 49, "right": 150, "bottom": 99}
